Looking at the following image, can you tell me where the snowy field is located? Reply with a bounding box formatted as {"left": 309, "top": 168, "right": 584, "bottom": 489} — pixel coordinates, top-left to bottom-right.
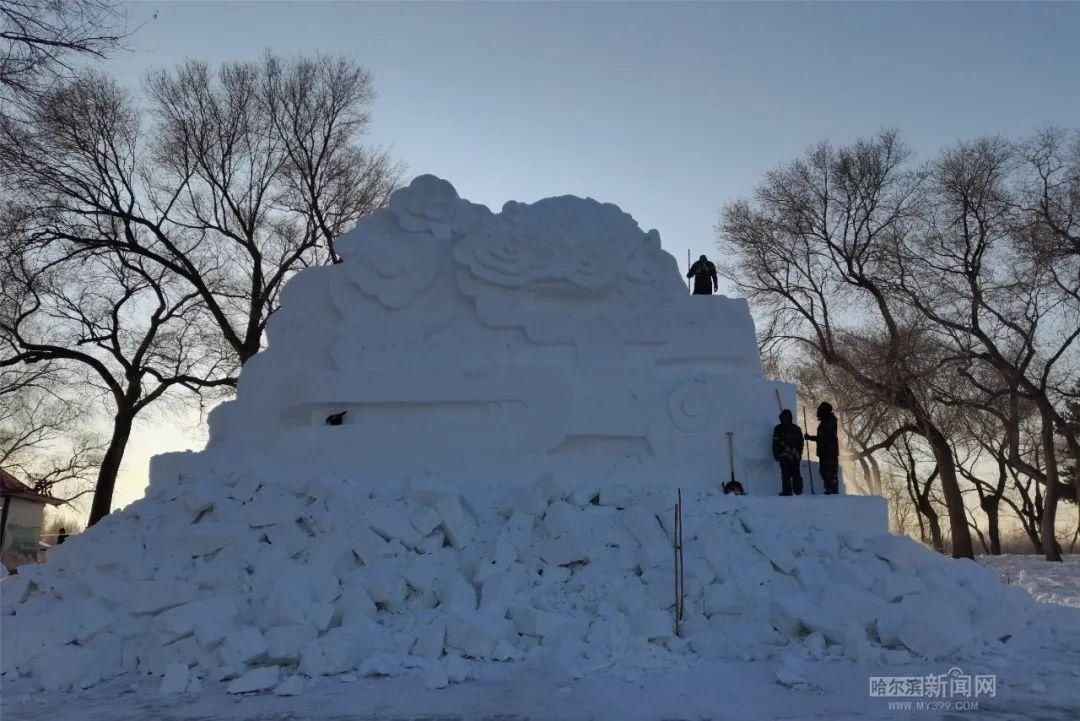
{"left": 3, "top": 553, "right": 1079, "bottom": 721}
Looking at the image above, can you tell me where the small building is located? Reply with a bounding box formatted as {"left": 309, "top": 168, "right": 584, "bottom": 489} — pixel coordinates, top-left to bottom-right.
{"left": 1, "top": 468, "right": 62, "bottom": 572}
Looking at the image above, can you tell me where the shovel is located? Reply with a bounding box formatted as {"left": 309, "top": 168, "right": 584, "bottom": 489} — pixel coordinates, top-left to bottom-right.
{"left": 726, "top": 431, "right": 738, "bottom": 490}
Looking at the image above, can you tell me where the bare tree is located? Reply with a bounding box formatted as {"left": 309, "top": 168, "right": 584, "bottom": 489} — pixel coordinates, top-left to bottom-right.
{"left": 1, "top": 234, "right": 232, "bottom": 525}
{"left": 0, "top": 53, "right": 398, "bottom": 522}
{"left": 717, "top": 131, "right": 976, "bottom": 558}
{"left": 1, "top": 54, "right": 400, "bottom": 371}
{"left": 0, "top": 361, "right": 102, "bottom": 502}
{"left": 1, "top": 0, "right": 127, "bottom": 116}
{"left": 896, "top": 135, "right": 1079, "bottom": 560}
{"left": 886, "top": 435, "right": 945, "bottom": 553}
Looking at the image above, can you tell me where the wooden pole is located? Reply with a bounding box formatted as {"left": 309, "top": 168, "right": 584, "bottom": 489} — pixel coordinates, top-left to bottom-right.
{"left": 673, "top": 489, "right": 685, "bottom": 635}
{"left": 803, "top": 405, "right": 816, "bottom": 495}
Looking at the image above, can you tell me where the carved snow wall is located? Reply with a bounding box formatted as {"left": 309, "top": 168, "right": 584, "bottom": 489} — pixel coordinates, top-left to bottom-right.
{"left": 151, "top": 176, "right": 796, "bottom": 494}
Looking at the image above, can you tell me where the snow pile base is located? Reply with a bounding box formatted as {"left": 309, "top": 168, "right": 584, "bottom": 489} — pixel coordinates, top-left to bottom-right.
{"left": 1, "top": 478, "right": 1038, "bottom": 692}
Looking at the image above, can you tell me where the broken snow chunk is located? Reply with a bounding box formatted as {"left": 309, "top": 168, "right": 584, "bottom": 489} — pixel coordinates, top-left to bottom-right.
{"left": 747, "top": 531, "right": 796, "bottom": 573}
{"left": 298, "top": 629, "right": 359, "bottom": 677}
{"left": 266, "top": 625, "right": 319, "bottom": 664}
{"left": 229, "top": 474, "right": 261, "bottom": 503}
{"left": 424, "top": 661, "right": 450, "bottom": 689}
{"left": 369, "top": 506, "right": 423, "bottom": 548}
{"left": 536, "top": 535, "right": 587, "bottom": 567}
{"left": 865, "top": 534, "right": 933, "bottom": 569}
{"left": 157, "top": 595, "right": 239, "bottom": 644}
{"left": 622, "top": 506, "right": 669, "bottom": 549}
{"left": 159, "top": 662, "right": 190, "bottom": 694}
{"left": 445, "top": 611, "right": 513, "bottom": 659}
{"left": 629, "top": 609, "right": 673, "bottom": 641}
{"left": 275, "top": 674, "right": 304, "bottom": 696}
{"left": 411, "top": 618, "right": 447, "bottom": 660}
{"left": 356, "top": 560, "right": 407, "bottom": 609}
{"left": 182, "top": 479, "right": 219, "bottom": 517}
{"left": 437, "top": 573, "right": 477, "bottom": 614}
{"left": 127, "top": 580, "right": 198, "bottom": 615}
{"left": 227, "top": 666, "right": 280, "bottom": 694}
{"left": 436, "top": 495, "right": 476, "bottom": 548}
{"left": 218, "top": 627, "right": 268, "bottom": 667}
{"left": 181, "top": 522, "right": 248, "bottom": 557}
{"left": 410, "top": 507, "right": 441, "bottom": 537}
{"left": 28, "top": 644, "right": 99, "bottom": 691}
{"left": 0, "top": 574, "right": 32, "bottom": 613}
{"left": 359, "top": 653, "right": 403, "bottom": 678}
{"left": 443, "top": 653, "right": 472, "bottom": 684}
{"left": 346, "top": 524, "right": 396, "bottom": 565}
{"left": 542, "top": 501, "right": 578, "bottom": 538}
{"left": 404, "top": 553, "right": 451, "bottom": 595}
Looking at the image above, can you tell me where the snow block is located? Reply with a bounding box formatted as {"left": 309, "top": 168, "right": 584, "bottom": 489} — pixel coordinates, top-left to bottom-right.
{"left": 412, "top": 618, "right": 447, "bottom": 660}
{"left": 445, "top": 612, "right": 513, "bottom": 659}
{"left": 28, "top": 644, "right": 98, "bottom": 691}
{"left": 425, "top": 661, "right": 450, "bottom": 689}
{"left": 275, "top": 674, "right": 304, "bottom": 696}
{"left": 227, "top": 666, "right": 280, "bottom": 694}
{"left": 0, "top": 574, "right": 32, "bottom": 614}
{"left": 180, "top": 522, "right": 249, "bottom": 557}
{"left": 127, "top": 580, "right": 198, "bottom": 615}
{"left": 410, "top": 507, "right": 442, "bottom": 537}
{"left": 436, "top": 495, "right": 476, "bottom": 548}
{"left": 437, "top": 573, "right": 477, "bottom": 614}
{"left": 156, "top": 595, "right": 239, "bottom": 644}
{"left": 159, "top": 662, "right": 190, "bottom": 694}
{"left": 369, "top": 506, "right": 424, "bottom": 549}
{"left": 218, "top": 627, "right": 268, "bottom": 667}
{"left": 299, "top": 629, "right": 359, "bottom": 677}
{"left": 266, "top": 625, "right": 319, "bottom": 664}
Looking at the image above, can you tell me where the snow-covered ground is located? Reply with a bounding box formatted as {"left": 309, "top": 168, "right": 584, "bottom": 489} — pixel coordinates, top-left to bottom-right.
{"left": 981, "top": 554, "right": 1080, "bottom": 609}
{"left": 4, "top": 553, "right": 1079, "bottom": 721}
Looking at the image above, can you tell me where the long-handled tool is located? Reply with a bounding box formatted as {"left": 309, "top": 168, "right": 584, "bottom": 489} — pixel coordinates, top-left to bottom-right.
{"left": 687, "top": 249, "right": 692, "bottom": 293}
{"left": 726, "top": 431, "right": 738, "bottom": 491}
{"left": 673, "top": 488, "right": 684, "bottom": 635}
{"left": 802, "top": 405, "right": 816, "bottom": 495}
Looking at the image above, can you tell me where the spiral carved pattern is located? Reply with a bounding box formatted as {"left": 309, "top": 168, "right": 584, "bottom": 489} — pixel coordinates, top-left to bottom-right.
{"left": 668, "top": 381, "right": 711, "bottom": 433}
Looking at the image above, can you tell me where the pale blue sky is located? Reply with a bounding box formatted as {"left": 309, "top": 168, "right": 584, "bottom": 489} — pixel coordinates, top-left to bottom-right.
{"left": 108, "top": 0, "right": 1080, "bottom": 507}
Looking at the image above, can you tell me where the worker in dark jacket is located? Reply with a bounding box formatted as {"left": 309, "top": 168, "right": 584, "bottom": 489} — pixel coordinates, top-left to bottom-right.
{"left": 805, "top": 401, "right": 840, "bottom": 494}
{"left": 687, "top": 255, "right": 718, "bottom": 295}
{"left": 772, "top": 409, "right": 804, "bottom": 496}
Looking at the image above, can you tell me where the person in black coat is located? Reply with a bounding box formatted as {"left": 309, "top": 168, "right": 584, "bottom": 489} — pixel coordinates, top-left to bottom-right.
{"left": 772, "top": 409, "right": 804, "bottom": 496}
{"left": 687, "top": 255, "right": 718, "bottom": 295}
{"left": 805, "top": 401, "right": 840, "bottom": 494}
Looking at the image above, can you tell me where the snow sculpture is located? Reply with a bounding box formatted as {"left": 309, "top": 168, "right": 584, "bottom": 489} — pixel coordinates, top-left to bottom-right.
{"left": 153, "top": 175, "right": 795, "bottom": 494}
{"left": 2, "top": 179, "right": 1049, "bottom": 695}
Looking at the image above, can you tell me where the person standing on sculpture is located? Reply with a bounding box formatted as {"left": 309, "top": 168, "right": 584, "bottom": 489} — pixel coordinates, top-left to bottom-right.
{"left": 805, "top": 401, "right": 840, "bottom": 494}
{"left": 772, "top": 409, "right": 804, "bottom": 496}
{"left": 687, "top": 254, "right": 718, "bottom": 295}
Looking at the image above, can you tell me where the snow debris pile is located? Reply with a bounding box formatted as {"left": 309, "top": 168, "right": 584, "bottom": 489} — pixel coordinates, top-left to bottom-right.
{"left": 0, "top": 176, "right": 1042, "bottom": 694}
{"left": 1, "top": 483, "right": 1036, "bottom": 693}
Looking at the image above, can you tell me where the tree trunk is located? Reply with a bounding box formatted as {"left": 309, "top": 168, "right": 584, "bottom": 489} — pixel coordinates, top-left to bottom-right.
{"left": 918, "top": 501, "right": 945, "bottom": 554}
{"left": 867, "top": 454, "right": 883, "bottom": 496}
{"left": 924, "top": 425, "right": 975, "bottom": 559}
{"left": 88, "top": 408, "right": 135, "bottom": 527}
{"left": 1039, "top": 408, "right": 1063, "bottom": 562}
{"left": 981, "top": 496, "right": 1001, "bottom": 555}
